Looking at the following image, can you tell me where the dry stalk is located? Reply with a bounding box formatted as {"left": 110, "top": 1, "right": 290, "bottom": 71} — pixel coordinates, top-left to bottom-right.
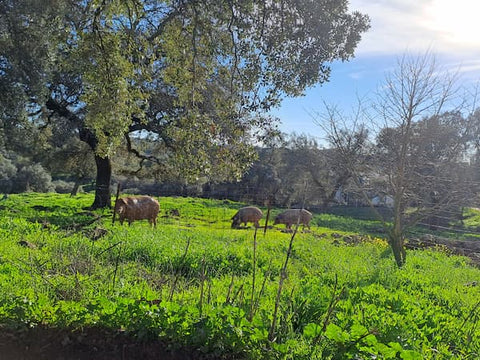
{"left": 263, "top": 204, "right": 271, "bottom": 236}
{"left": 225, "top": 272, "right": 235, "bottom": 304}
{"left": 269, "top": 180, "right": 308, "bottom": 341}
{"left": 111, "top": 241, "right": 123, "bottom": 294}
{"left": 309, "top": 274, "right": 346, "bottom": 355}
{"left": 112, "top": 183, "right": 121, "bottom": 225}
{"left": 252, "top": 259, "right": 273, "bottom": 318}
{"left": 198, "top": 253, "right": 206, "bottom": 317}
{"left": 231, "top": 283, "right": 244, "bottom": 305}
{"left": 248, "top": 227, "right": 258, "bottom": 321}
{"left": 268, "top": 224, "right": 299, "bottom": 341}
{"left": 169, "top": 237, "right": 191, "bottom": 301}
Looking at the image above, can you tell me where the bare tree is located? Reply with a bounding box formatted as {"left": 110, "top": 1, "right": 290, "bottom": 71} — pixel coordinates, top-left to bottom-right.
{"left": 312, "top": 101, "right": 372, "bottom": 206}
{"left": 320, "top": 53, "right": 473, "bottom": 267}
{"left": 373, "top": 54, "right": 461, "bottom": 266}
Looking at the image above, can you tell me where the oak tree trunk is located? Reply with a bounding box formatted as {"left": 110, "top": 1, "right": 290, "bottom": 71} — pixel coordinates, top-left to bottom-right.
{"left": 90, "top": 155, "right": 112, "bottom": 209}
{"left": 79, "top": 127, "right": 112, "bottom": 209}
{"left": 389, "top": 198, "right": 407, "bottom": 267}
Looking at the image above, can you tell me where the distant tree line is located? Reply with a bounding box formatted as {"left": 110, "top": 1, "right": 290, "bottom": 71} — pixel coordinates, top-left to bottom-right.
{"left": 3, "top": 116, "right": 479, "bottom": 216}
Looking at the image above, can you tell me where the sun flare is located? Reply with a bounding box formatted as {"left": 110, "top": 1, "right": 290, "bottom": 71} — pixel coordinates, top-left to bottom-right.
{"left": 427, "top": 0, "right": 480, "bottom": 46}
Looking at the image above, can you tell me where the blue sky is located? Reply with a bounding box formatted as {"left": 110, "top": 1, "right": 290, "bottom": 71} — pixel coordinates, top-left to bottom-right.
{"left": 271, "top": 0, "right": 480, "bottom": 138}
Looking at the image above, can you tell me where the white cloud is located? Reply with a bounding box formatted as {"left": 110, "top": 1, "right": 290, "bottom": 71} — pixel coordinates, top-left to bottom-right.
{"left": 424, "top": 0, "right": 480, "bottom": 49}
{"left": 457, "top": 60, "right": 480, "bottom": 75}
{"left": 348, "top": 71, "right": 367, "bottom": 80}
{"left": 349, "top": 0, "right": 480, "bottom": 56}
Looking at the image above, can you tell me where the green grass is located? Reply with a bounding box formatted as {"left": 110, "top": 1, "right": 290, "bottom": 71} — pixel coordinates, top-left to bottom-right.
{"left": 461, "top": 207, "right": 480, "bottom": 230}
{"left": 0, "top": 193, "right": 479, "bottom": 359}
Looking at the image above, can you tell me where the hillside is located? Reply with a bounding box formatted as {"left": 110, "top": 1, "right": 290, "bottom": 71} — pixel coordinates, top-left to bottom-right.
{"left": 0, "top": 193, "right": 479, "bottom": 359}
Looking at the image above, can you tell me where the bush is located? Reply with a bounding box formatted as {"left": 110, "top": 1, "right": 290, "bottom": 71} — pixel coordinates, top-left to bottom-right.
{"left": 0, "top": 155, "right": 17, "bottom": 193}
{"left": 13, "top": 163, "right": 54, "bottom": 193}
{"left": 121, "top": 187, "right": 142, "bottom": 195}
{"left": 52, "top": 180, "right": 76, "bottom": 194}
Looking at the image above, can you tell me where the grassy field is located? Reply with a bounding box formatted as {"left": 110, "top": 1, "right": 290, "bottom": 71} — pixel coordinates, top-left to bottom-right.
{"left": 0, "top": 193, "right": 479, "bottom": 359}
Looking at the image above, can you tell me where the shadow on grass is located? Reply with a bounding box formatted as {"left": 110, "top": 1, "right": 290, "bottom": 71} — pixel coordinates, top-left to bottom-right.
{"left": 316, "top": 213, "right": 387, "bottom": 237}
{"left": 27, "top": 209, "right": 108, "bottom": 230}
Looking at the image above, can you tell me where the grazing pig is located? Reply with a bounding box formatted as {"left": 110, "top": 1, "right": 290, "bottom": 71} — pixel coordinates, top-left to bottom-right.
{"left": 114, "top": 196, "right": 160, "bottom": 227}
{"left": 231, "top": 206, "right": 263, "bottom": 228}
{"left": 273, "top": 209, "right": 312, "bottom": 229}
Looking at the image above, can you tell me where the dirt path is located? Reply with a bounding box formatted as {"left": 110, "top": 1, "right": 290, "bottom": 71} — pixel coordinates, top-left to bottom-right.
{"left": 332, "top": 232, "right": 480, "bottom": 268}
{"left": 406, "top": 234, "right": 480, "bottom": 267}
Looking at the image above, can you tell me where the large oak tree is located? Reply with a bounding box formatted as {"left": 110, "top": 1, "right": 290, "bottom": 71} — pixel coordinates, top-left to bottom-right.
{"left": 1, "top": 0, "right": 370, "bottom": 208}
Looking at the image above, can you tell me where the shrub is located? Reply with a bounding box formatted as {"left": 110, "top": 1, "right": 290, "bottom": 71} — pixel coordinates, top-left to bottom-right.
{"left": 52, "top": 180, "right": 76, "bottom": 194}
{"left": 13, "top": 163, "right": 54, "bottom": 193}
{"left": 0, "top": 155, "right": 17, "bottom": 193}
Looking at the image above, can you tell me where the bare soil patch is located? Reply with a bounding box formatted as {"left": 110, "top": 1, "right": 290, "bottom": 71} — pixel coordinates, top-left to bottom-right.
{"left": 0, "top": 326, "right": 200, "bottom": 360}
{"left": 406, "top": 234, "right": 480, "bottom": 267}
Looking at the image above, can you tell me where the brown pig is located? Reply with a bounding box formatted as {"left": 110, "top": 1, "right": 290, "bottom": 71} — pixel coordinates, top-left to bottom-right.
{"left": 114, "top": 196, "right": 160, "bottom": 227}
{"left": 273, "top": 209, "right": 312, "bottom": 229}
{"left": 231, "top": 206, "right": 263, "bottom": 228}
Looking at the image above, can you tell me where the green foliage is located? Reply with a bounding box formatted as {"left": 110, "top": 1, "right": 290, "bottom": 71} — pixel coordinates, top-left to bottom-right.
{"left": 0, "top": 194, "right": 479, "bottom": 359}
{"left": 75, "top": 25, "right": 149, "bottom": 157}
{"left": 0, "top": 154, "right": 58, "bottom": 193}
{"left": 461, "top": 207, "right": 480, "bottom": 230}
{"left": 1, "top": 0, "right": 371, "bottom": 210}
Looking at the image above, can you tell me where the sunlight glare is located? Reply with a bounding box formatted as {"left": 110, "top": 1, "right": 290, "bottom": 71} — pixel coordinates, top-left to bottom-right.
{"left": 427, "top": 0, "right": 480, "bottom": 46}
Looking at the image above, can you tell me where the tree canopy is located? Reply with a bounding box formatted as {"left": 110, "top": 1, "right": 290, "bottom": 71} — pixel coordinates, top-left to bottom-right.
{"left": 0, "top": 0, "right": 370, "bottom": 208}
